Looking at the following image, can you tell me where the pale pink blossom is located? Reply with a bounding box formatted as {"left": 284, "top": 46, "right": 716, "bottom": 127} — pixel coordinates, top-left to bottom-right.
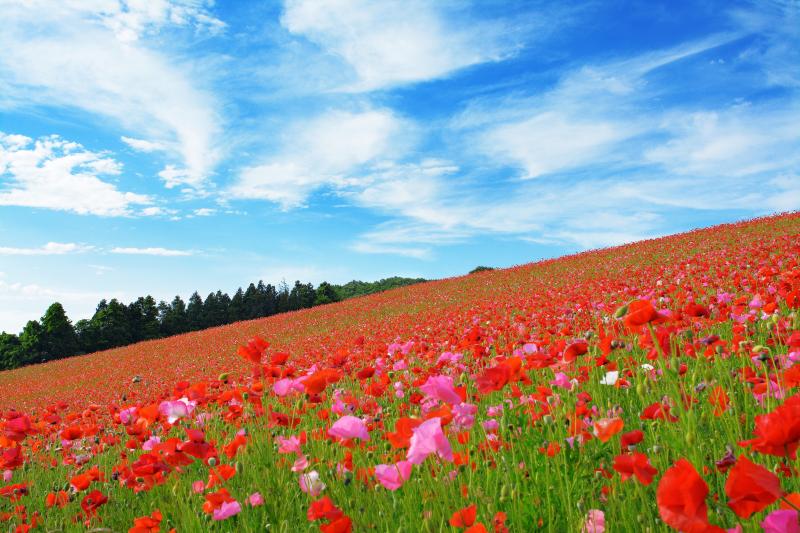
{"left": 142, "top": 436, "right": 161, "bottom": 451}
{"left": 550, "top": 372, "right": 572, "bottom": 390}
{"left": 374, "top": 460, "right": 413, "bottom": 491}
{"left": 582, "top": 509, "right": 605, "bottom": 533}
{"left": 158, "top": 397, "right": 195, "bottom": 424}
{"left": 119, "top": 407, "right": 137, "bottom": 425}
{"left": 248, "top": 492, "right": 265, "bottom": 507}
{"left": 299, "top": 470, "right": 326, "bottom": 496}
{"left": 419, "top": 375, "right": 462, "bottom": 405}
{"left": 277, "top": 435, "right": 302, "bottom": 455}
{"left": 212, "top": 500, "right": 242, "bottom": 521}
{"left": 291, "top": 455, "right": 309, "bottom": 472}
{"left": 328, "top": 415, "right": 370, "bottom": 441}
{"left": 407, "top": 417, "right": 453, "bottom": 465}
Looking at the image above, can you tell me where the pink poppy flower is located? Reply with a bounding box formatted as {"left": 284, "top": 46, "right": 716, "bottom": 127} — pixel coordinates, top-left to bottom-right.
{"left": 158, "top": 398, "right": 195, "bottom": 424}
{"left": 375, "top": 460, "right": 413, "bottom": 491}
{"left": 582, "top": 509, "right": 605, "bottom": 533}
{"left": 452, "top": 403, "right": 478, "bottom": 430}
{"left": 550, "top": 372, "right": 573, "bottom": 390}
{"left": 291, "top": 455, "right": 309, "bottom": 472}
{"left": 328, "top": 415, "right": 370, "bottom": 441}
{"left": 419, "top": 375, "right": 462, "bottom": 405}
{"left": 277, "top": 435, "right": 302, "bottom": 455}
{"left": 407, "top": 417, "right": 453, "bottom": 465}
{"left": 192, "top": 480, "right": 205, "bottom": 494}
{"left": 761, "top": 510, "right": 800, "bottom": 533}
{"left": 212, "top": 500, "right": 242, "bottom": 521}
{"left": 299, "top": 471, "right": 326, "bottom": 497}
{"left": 248, "top": 492, "right": 265, "bottom": 507}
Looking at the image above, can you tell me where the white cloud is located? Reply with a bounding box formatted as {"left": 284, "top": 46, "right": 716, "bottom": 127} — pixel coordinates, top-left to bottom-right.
{"left": 644, "top": 106, "right": 800, "bottom": 178}
{"left": 0, "top": 277, "right": 118, "bottom": 333}
{"left": 0, "top": 132, "right": 152, "bottom": 216}
{"left": 192, "top": 207, "right": 216, "bottom": 216}
{"left": 481, "top": 112, "right": 626, "bottom": 178}
{"left": 281, "top": 0, "right": 518, "bottom": 91}
{"left": 111, "top": 246, "right": 194, "bottom": 256}
{"left": 228, "top": 109, "right": 406, "bottom": 208}
{"left": 121, "top": 136, "right": 166, "bottom": 153}
{"left": 0, "top": 242, "right": 94, "bottom": 256}
{"left": 139, "top": 206, "right": 178, "bottom": 217}
{"left": 0, "top": 1, "right": 222, "bottom": 190}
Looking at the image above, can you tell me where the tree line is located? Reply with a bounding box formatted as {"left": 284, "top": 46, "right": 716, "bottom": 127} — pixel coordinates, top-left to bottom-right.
{"left": 0, "top": 276, "right": 425, "bottom": 371}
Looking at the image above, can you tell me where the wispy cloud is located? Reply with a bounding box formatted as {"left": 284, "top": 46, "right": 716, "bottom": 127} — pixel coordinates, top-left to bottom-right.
{"left": 0, "top": 1, "right": 223, "bottom": 190}
{"left": 110, "top": 247, "right": 194, "bottom": 257}
{"left": 280, "top": 0, "right": 521, "bottom": 92}
{"left": 228, "top": 108, "right": 408, "bottom": 208}
{"left": 0, "top": 242, "right": 94, "bottom": 256}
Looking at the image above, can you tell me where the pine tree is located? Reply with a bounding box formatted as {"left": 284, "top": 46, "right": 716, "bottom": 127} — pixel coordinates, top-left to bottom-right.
{"left": 40, "top": 302, "right": 79, "bottom": 361}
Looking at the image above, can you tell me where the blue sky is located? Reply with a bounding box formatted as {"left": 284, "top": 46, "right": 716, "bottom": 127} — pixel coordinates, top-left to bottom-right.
{"left": 0, "top": 0, "right": 798, "bottom": 333}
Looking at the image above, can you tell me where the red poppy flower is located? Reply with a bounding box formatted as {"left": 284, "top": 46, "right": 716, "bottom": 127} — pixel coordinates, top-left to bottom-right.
{"left": 657, "top": 459, "right": 724, "bottom": 533}
{"left": 740, "top": 394, "right": 800, "bottom": 458}
{"left": 237, "top": 336, "right": 270, "bottom": 364}
{"left": 320, "top": 515, "right": 352, "bottom": 533}
{"left": 725, "top": 455, "right": 783, "bottom": 519}
{"left": 613, "top": 452, "right": 658, "bottom": 485}
{"left": 449, "top": 504, "right": 477, "bottom": 528}
{"left": 620, "top": 429, "right": 644, "bottom": 448}
{"left": 81, "top": 489, "right": 108, "bottom": 518}
{"left": 593, "top": 417, "right": 624, "bottom": 443}
{"left": 129, "top": 509, "right": 162, "bottom": 533}
{"left": 476, "top": 366, "right": 511, "bottom": 394}
{"left": 622, "top": 299, "right": 660, "bottom": 329}
{"left": 307, "top": 496, "right": 343, "bottom": 522}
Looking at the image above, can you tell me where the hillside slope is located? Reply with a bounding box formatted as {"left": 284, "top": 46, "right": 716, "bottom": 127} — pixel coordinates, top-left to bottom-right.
{"left": 2, "top": 213, "right": 797, "bottom": 412}
{"left": 1, "top": 213, "right": 799, "bottom": 532}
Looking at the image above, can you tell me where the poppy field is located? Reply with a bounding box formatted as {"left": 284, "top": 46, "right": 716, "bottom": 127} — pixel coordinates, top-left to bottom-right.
{"left": 1, "top": 213, "right": 800, "bottom": 532}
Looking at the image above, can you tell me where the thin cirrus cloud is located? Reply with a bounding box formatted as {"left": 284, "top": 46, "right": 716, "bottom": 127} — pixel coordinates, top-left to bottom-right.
{"left": 110, "top": 247, "right": 194, "bottom": 257}
{"left": 227, "top": 108, "right": 409, "bottom": 209}
{"left": 0, "top": 0, "right": 222, "bottom": 191}
{"left": 280, "top": 0, "right": 521, "bottom": 92}
{"left": 0, "top": 242, "right": 94, "bottom": 256}
{"left": 346, "top": 26, "right": 800, "bottom": 258}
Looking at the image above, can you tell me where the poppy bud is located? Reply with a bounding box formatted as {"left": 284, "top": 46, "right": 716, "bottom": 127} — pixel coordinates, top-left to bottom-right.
{"left": 542, "top": 415, "right": 553, "bottom": 424}
{"left": 584, "top": 330, "right": 594, "bottom": 339}
{"left": 685, "top": 431, "right": 695, "bottom": 446}
{"left": 242, "top": 392, "right": 249, "bottom": 400}
{"left": 500, "top": 484, "right": 509, "bottom": 501}
{"left": 752, "top": 345, "right": 768, "bottom": 354}
{"left": 235, "top": 462, "right": 242, "bottom": 473}
{"left": 218, "top": 372, "right": 230, "bottom": 381}
{"left": 636, "top": 382, "right": 646, "bottom": 397}
{"left": 613, "top": 305, "right": 629, "bottom": 319}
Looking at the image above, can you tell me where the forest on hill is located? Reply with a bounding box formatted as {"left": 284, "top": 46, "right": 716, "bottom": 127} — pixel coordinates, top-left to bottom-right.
{"left": 0, "top": 276, "right": 425, "bottom": 370}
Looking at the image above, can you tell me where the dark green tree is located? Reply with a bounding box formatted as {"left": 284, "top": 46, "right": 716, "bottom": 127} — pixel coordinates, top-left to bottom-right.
{"left": 92, "top": 298, "right": 131, "bottom": 350}
{"left": 40, "top": 302, "right": 79, "bottom": 361}
{"left": 186, "top": 292, "right": 205, "bottom": 331}
{"left": 19, "top": 319, "right": 45, "bottom": 365}
{"left": 229, "top": 288, "right": 245, "bottom": 322}
{"left": 314, "top": 282, "right": 340, "bottom": 305}
{"left": 0, "top": 332, "right": 22, "bottom": 370}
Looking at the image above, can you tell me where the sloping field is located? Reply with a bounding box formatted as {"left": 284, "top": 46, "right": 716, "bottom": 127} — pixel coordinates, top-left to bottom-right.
{"left": 1, "top": 213, "right": 799, "bottom": 532}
